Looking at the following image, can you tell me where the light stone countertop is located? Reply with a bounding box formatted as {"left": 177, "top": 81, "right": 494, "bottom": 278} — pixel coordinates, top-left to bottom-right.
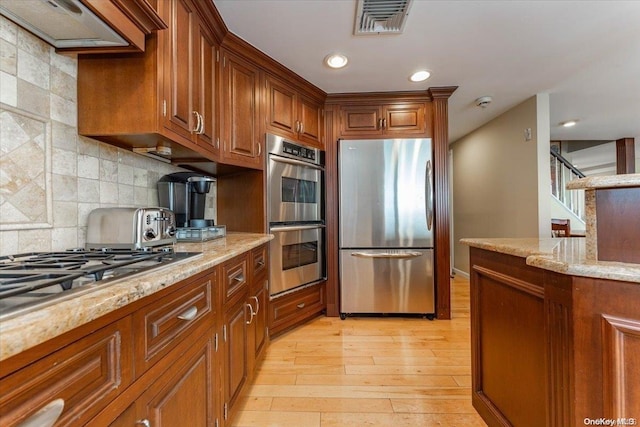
{"left": 566, "top": 173, "right": 640, "bottom": 190}
{"left": 461, "top": 237, "right": 640, "bottom": 284}
{"left": 0, "top": 233, "right": 273, "bottom": 362}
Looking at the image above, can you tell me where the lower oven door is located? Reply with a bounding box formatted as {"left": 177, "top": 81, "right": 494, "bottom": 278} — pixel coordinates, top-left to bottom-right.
{"left": 269, "top": 224, "right": 324, "bottom": 296}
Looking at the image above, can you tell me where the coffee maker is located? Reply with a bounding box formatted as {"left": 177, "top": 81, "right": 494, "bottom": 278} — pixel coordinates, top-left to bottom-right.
{"left": 157, "top": 172, "right": 216, "bottom": 228}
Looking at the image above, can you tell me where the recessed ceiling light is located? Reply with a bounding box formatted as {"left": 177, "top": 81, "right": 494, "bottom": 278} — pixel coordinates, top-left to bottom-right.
{"left": 325, "top": 53, "right": 348, "bottom": 69}
{"left": 410, "top": 70, "right": 431, "bottom": 82}
{"left": 561, "top": 120, "right": 578, "bottom": 127}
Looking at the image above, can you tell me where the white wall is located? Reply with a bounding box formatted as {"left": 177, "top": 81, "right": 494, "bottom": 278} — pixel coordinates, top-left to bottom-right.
{"left": 451, "top": 94, "right": 551, "bottom": 274}
{"left": 0, "top": 16, "right": 215, "bottom": 255}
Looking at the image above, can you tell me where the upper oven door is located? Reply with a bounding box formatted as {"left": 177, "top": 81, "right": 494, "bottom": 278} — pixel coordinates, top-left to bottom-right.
{"left": 268, "top": 155, "right": 323, "bottom": 223}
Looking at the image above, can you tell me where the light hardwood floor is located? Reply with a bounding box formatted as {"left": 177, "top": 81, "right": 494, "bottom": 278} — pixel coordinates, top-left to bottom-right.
{"left": 232, "top": 276, "right": 487, "bottom": 427}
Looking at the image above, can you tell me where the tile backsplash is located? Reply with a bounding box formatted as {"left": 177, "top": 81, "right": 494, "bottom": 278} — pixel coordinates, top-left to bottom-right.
{"left": 0, "top": 17, "right": 216, "bottom": 255}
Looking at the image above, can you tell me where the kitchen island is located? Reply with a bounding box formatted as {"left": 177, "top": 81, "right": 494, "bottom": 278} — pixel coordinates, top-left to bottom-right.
{"left": 0, "top": 233, "right": 272, "bottom": 427}
{"left": 462, "top": 237, "right": 640, "bottom": 426}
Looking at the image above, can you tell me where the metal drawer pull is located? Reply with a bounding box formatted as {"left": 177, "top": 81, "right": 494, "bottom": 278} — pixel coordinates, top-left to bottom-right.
{"left": 177, "top": 306, "right": 198, "bottom": 321}
{"left": 250, "top": 295, "right": 260, "bottom": 314}
{"left": 136, "top": 420, "right": 151, "bottom": 427}
{"left": 246, "top": 303, "right": 256, "bottom": 324}
{"left": 297, "top": 303, "right": 305, "bottom": 309}
{"left": 232, "top": 274, "right": 245, "bottom": 283}
{"left": 256, "top": 260, "right": 265, "bottom": 267}
{"left": 17, "top": 398, "right": 64, "bottom": 427}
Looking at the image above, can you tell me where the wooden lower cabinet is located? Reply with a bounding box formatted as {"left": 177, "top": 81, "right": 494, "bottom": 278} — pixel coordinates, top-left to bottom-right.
{"left": 249, "top": 277, "right": 269, "bottom": 368}
{"left": 1, "top": 246, "right": 272, "bottom": 427}
{"left": 0, "top": 317, "right": 133, "bottom": 426}
{"left": 105, "top": 331, "right": 216, "bottom": 427}
{"left": 469, "top": 247, "right": 640, "bottom": 426}
{"left": 137, "top": 332, "right": 216, "bottom": 427}
{"left": 248, "top": 245, "right": 269, "bottom": 373}
{"left": 269, "top": 282, "right": 325, "bottom": 337}
{"left": 222, "top": 294, "right": 249, "bottom": 424}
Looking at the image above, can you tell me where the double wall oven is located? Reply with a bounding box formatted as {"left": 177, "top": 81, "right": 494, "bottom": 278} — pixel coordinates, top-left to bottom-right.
{"left": 266, "top": 134, "right": 325, "bottom": 296}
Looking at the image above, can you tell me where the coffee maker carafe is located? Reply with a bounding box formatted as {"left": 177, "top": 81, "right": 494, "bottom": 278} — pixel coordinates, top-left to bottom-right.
{"left": 158, "top": 172, "right": 216, "bottom": 228}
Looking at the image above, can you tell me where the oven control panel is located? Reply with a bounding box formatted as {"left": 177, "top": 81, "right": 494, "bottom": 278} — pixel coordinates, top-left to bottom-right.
{"left": 283, "top": 141, "right": 316, "bottom": 161}
{"left": 266, "top": 133, "right": 323, "bottom": 167}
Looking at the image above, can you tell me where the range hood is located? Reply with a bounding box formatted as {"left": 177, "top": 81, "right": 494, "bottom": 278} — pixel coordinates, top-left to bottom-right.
{"left": 0, "top": 0, "right": 128, "bottom": 49}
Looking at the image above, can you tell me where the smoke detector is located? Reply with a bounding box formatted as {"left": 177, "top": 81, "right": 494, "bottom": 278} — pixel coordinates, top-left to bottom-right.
{"left": 354, "top": 0, "right": 413, "bottom": 35}
{"left": 475, "top": 96, "right": 492, "bottom": 108}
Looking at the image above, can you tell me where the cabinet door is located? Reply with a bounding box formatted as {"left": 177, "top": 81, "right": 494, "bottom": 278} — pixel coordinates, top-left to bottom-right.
{"left": 139, "top": 332, "right": 216, "bottom": 427}
{"left": 383, "top": 103, "right": 427, "bottom": 135}
{"left": 0, "top": 317, "right": 133, "bottom": 426}
{"left": 220, "top": 50, "right": 262, "bottom": 168}
{"left": 223, "top": 295, "right": 249, "bottom": 422}
{"left": 339, "top": 105, "right": 383, "bottom": 137}
{"left": 249, "top": 244, "right": 269, "bottom": 366}
{"left": 298, "top": 95, "right": 323, "bottom": 148}
{"left": 250, "top": 278, "right": 269, "bottom": 361}
{"left": 163, "top": 0, "right": 197, "bottom": 142}
{"left": 265, "top": 74, "right": 298, "bottom": 139}
{"left": 194, "top": 19, "right": 218, "bottom": 155}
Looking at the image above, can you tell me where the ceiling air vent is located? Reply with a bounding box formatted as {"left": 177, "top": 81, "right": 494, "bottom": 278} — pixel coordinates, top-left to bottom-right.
{"left": 354, "top": 0, "right": 413, "bottom": 35}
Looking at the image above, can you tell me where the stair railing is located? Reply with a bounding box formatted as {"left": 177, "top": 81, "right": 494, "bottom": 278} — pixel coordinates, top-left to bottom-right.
{"left": 550, "top": 149, "right": 586, "bottom": 221}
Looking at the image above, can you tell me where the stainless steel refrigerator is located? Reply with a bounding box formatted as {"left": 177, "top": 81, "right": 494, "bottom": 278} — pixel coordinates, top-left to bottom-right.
{"left": 339, "top": 138, "right": 435, "bottom": 317}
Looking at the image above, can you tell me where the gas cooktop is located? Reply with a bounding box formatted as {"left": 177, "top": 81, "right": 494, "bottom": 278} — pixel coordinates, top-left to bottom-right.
{"left": 0, "top": 248, "right": 200, "bottom": 317}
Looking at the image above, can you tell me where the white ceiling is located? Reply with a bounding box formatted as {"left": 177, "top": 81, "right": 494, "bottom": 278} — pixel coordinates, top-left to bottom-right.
{"left": 214, "top": 0, "right": 640, "bottom": 143}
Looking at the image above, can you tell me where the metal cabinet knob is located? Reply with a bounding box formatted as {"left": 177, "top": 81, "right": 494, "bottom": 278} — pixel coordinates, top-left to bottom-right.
{"left": 136, "top": 419, "right": 151, "bottom": 427}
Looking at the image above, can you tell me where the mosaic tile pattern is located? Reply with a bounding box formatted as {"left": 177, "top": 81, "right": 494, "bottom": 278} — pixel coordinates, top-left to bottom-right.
{"left": 0, "top": 106, "right": 52, "bottom": 229}
{"left": 0, "top": 16, "right": 217, "bottom": 255}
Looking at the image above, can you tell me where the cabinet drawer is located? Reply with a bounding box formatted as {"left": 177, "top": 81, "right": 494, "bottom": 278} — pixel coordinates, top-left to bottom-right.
{"left": 222, "top": 254, "right": 249, "bottom": 304}
{"left": 270, "top": 282, "right": 325, "bottom": 336}
{"left": 134, "top": 277, "right": 213, "bottom": 375}
{"left": 251, "top": 244, "right": 268, "bottom": 281}
{"left": 0, "top": 317, "right": 133, "bottom": 426}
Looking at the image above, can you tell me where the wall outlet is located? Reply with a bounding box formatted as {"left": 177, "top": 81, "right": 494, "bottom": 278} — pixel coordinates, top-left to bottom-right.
{"left": 524, "top": 128, "right": 532, "bottom": 141}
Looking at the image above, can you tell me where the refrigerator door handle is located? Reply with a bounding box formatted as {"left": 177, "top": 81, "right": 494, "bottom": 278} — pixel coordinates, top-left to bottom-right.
{"left": 426, "top": 159, "right": 434, "bottom": 231}
{"left": 350, "top": 251, "right": 423, "bottom": 259}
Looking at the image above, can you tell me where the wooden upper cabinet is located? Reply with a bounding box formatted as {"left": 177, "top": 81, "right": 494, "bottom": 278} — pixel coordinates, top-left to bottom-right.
{"left": 163, "top": 0, "right": 195, "bottom": 142}
{"left": 163, "top": 0, "right": 218, "bottom": 155}
{"left": 340, "top": 105, "right": 384, "bottom": 137}
{"left": 264, "top": 73, "right": 324, "bottom": 148}
{"left": 195, "top": 22, "right": 219, "bottom": 155}
{"left": 298, "top": 94, "right": 323, "bottom": 147}
{"left": 339, "top": 102, "right": 428, "bottom": 138}
{"left": 77, "top": 0, "right": 221, "bottom": 171}
{"left": 220, "top": 49, "right": 262, "bottom": 169}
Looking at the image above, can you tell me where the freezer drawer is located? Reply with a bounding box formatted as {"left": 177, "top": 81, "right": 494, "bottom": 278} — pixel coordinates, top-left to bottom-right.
{"left": 340, "top": 249, "right": 434, "bottom": 314}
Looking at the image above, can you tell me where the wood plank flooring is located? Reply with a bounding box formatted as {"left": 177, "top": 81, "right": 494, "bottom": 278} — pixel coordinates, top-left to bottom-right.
{"left": 232, "top": 276, "right": 487, "bottom": 426}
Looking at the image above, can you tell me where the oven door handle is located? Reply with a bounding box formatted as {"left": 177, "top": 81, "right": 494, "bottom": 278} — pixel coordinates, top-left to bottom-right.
{"left": 270, "top": 155, "right": 324, "bottom": 171}
{"left": 270, "top": 224, "right": 325, "bottom": 232}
